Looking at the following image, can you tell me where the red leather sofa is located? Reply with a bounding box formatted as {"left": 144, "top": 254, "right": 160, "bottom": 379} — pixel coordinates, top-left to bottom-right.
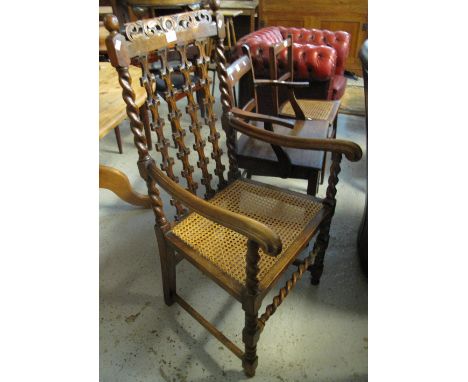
{"left": 232, "top": 26, "right": 351, "bottom": 112}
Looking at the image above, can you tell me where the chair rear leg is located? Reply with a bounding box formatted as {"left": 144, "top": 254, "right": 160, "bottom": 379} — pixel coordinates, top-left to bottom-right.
{"left": 211, "top": 69, "right": 216, "bottom": 96}
{"left": 307, "top": 172, "right": 319, "bottom": 196}
{"left": 196, "top": 90, "right": 205, "bottom": 118}
{"left": 155, "top": 229, "right": 176, "bottom": 305}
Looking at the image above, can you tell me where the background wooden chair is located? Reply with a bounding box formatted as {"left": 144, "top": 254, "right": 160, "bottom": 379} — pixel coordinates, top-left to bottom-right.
{"left": 103, "top": 1, "right": 361, "bottom": 377}
{"left": 269, "top": 37, "right": 341, "bottom": 184}
{"left": 230, "top": 45, "right": 334, "bottom": 195}
{"left": 269, "top": 36, "right": 340, "bottom": 134}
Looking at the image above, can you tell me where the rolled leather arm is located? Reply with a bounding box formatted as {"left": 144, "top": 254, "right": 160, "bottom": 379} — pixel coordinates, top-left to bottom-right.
{"left": 291, "top": 43, "right": 337, "bottom": 81}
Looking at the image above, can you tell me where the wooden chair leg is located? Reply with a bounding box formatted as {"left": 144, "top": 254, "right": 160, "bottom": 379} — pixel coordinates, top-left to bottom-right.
{"left": 333, "top": 114, "right": 338, "bottom": 138}
{"left": 320, "top": 153, "right": 327, "bottom": 185}
{"left": 196, "top": 90, "right": 205, "bottom": 118}
{"left": 242, "top": 241, "right": 261, "bottom": 377}
{"left": 230, "top": 17, "right": 237, "bottom": 45}
{"left": 157, "top": 231, "right": 177, "bottom": 306}
{"left": 114, "top": 125, "right": 123, "bottom": 154}
{"left": 321, "top": 116, "right": 338, "bottom": 184}
{"left": 306, "top": 172, "right": 319, "bottom": 196}
{"left": 139, "top": 105, "right": 152, "bottom": 151}
{"left": 211, "top": 69, "right": 216, "bottom": 95}
{"left": 225, "top": 16, "right": 232, "bottom": 50}
{"left": 309, "top": 218, "right": 332, "bottom": 285}
{"left": 242, "top": 310, "right": 260, "bottom": 377}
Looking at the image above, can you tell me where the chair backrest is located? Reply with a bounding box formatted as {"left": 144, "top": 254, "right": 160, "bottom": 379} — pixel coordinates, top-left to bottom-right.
{"left": 269, "top": 36, "right": 293, "bottom": 82}
{"left": 225, "top": 47, "right": 257, "bottom": 112}
{"left": 268, "top": 36, "right": 293, "bottom": 115}
{"left": 104, "top": 2, "right": 232, "bottom": 226}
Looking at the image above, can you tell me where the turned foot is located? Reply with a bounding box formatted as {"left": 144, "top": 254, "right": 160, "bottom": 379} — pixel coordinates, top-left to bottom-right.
{"left": 242, "top": 356, "right": 258, "bottom": 377}
{"left": 309, "top": 264, "right": 324, "bottom": 285}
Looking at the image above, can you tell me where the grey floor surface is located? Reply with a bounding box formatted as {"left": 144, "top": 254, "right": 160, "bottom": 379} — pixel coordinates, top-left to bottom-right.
{"left": 99, "top": 88, "right": 368, "bottom": 381}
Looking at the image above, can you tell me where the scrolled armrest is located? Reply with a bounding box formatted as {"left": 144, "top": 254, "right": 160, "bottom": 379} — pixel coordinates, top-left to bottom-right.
{"left": 147, "top": 162, "right": 283, "bottom": 256}
{"left": 228, "top": 113, "right": 362, "bottom": 162}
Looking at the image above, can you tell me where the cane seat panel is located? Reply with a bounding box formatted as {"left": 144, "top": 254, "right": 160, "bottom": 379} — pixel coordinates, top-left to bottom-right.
{"left": 280, "top": 99, "right": 340, "bottom": 123}
{"left": 170, "top": 179, "right": 323, "bottom": 287}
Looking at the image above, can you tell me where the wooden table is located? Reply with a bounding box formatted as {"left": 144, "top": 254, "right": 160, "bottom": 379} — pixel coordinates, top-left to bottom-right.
{"left": 99, "top": 62, "right": 151, "bottom": 208}
{"left": 221, "top": 9, "right": 243, "bottom": 48}
{"left": 220, "top": 0, "right": 258, "bottom": 33}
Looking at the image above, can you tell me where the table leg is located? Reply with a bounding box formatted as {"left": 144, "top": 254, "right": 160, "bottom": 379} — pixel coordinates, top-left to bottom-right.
{"left": 99, "top": 164, "right": 151, "bottom": 208}
{"left": 249, "top": 10, "right": 255, "bottom": 33}
{"left": 226, "top": 16, "right": 232, "bottom": 49}
{"left": 230, "top": 17, "right": 237, "bottom": 44}
{"left": 114, "top": 125, "right": 123, "bottom": 154}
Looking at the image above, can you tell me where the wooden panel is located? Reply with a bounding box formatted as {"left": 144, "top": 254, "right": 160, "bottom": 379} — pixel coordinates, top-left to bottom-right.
{"left": 259, "top": 0, "right": 367, "bottom": 75}
{"left": 321, "top": 20, "right": 362, "bottom": 70}
{"left": 262, "top": 0, "right": 366, "bottom": 14}
{"left": 264, "top": 18, "right": 304, "bottom": 28}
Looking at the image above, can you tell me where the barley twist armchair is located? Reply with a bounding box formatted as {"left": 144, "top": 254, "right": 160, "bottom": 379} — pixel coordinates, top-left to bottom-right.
{"left": 104, "top": 0, "right": 362, "bottom": 377}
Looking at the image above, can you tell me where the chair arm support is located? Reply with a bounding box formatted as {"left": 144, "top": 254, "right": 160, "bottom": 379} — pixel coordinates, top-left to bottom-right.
{"left": 147, "top": 161, "right": 283, "bottom": 256}
{"left": 228, "top": 114, "right": 362, "bottom": 162}
{"left": 254, "top": 79, "right": 310, "bottom": 88}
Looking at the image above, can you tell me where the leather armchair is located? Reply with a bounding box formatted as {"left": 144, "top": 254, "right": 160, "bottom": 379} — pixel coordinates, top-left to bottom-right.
{"left": 233, "top": 26, "right": 351, "bottom": 112}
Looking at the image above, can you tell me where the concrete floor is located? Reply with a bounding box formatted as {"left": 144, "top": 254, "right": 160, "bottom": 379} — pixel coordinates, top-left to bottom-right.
{"left": 99, "top": 88, "right": 368, "bottom": 381}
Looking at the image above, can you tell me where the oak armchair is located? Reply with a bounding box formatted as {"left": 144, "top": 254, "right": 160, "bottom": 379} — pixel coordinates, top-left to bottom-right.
{"left": 226, "top": 47, "right": 336, "bottom": 195}
{"left": 104, "top": 0, "right": 362, "bottom": 377}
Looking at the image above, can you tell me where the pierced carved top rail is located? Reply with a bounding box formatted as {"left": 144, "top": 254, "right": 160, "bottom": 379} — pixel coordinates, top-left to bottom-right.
{"left": 105, "top": 8, "right": 222, "bottom": 61}
{"left": 124, "top": 10, "right": 213, "bottom": 41}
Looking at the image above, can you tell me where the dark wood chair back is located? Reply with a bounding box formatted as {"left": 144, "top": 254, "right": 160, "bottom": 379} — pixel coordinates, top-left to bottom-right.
{"left": 268, "top": 35, "right": 293, "bottom": 116}
{"left": 104, "top": 6, "right": 229, "bottom": 224}
{"left": 269, "top": 35, "right": 293, "bottom": 81}
{"left": 226, "top": 49, "right": 257, "bottom": 112}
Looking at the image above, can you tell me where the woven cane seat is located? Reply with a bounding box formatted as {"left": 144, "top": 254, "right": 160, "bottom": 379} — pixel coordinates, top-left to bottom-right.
{"left": 170, "top": 179, "right": 324, "bottom": 292}
{"left": 280, "top": 99, "right": 340, "bottom": 123}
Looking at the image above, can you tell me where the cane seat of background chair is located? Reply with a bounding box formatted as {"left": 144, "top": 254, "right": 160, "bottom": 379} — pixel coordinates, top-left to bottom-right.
{"left": 168, "top": 178, "right": 326, "bottom": 297}
{"left": 279, "top": 99, "right": 341, "bottom": 125}
{"left": 268, "top": 37, "right": 341, "bottom": 127}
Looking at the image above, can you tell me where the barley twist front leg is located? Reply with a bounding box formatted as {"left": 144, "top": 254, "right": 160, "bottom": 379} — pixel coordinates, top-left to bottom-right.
{"left": 309, "top": 152, "right": 342, "bottom": 285}
{"left": 242, "top": 240, "right": 261, "bottom": 377}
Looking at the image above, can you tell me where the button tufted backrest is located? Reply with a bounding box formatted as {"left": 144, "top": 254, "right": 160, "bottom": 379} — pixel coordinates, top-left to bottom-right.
{"left": 278, "top": 27, "right": 350, "bottom": 76}
{"left": 234, "top": 27, "right": 285, "bottom": 78}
